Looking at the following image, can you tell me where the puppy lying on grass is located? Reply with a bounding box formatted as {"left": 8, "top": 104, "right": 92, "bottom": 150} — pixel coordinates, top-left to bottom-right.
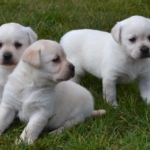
{"left": 60, "top": 15, "right": 150, "bottom": 106}
{"left": 0, "top": 23, "right": 37, "bottom": 102}
{"left": 0, "top": 40, "right": 106, "bottom": 144}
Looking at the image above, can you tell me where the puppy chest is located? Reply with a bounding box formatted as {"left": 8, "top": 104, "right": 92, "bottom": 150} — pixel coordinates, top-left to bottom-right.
{"left": 116, "top": 60, "right": 150, "bottom": 83}
{"left": 117, "top": 74, "right": 137, "bottom": 83}
{"left": 18, "top": 91, "right": 54, "bottom": 122}
{"left": 117, "top": 69, "right": 146, "bottom": 83}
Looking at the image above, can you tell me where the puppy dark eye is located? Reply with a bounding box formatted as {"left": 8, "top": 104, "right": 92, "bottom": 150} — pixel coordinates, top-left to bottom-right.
{"left": 148, "top": 35, "right": 150, "bottom": 41}
{"left": 52, "top": 57, "right": 60, "bottom": 63}
{"left": 129, "top": 37, "right": 136, "bottom": 43}
{"left": 0, "top": 43, "right": 2, "bottom": 48}
{"left": 14, "top": 42, "right": 22, "bottom": 49}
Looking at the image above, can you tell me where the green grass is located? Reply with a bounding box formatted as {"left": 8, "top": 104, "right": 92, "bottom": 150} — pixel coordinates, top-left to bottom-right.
{"left": 1, "top": 0, "right": 150, "bottom": 149}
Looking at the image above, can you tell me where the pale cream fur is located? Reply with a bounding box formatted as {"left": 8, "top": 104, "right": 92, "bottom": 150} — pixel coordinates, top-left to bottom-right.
{"left": 0, "top": 40, "right": 106, "bottom": 144}
{"left": 0, "top": 23, "right": 37, "bottom": 102}
{"left": 60, "top": 15, "right": 150, "bottom": 106}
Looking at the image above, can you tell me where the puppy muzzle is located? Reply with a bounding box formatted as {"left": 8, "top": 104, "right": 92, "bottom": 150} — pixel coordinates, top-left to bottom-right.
{"left": 56, "top": 64, "right": 75, "bottom": 82}
{"left": 2, "top": 52, "right": 14, "bottom": 65}
{"left": 140, "top": 45, "right": 150, "bottom": 58}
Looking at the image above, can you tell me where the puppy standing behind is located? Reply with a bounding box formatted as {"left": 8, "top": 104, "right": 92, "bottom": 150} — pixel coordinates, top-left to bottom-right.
{"left": 0, "top": 23, "right": 37, "bottom": 102}
{"left": 0, "top": 40, "right": 106, "bottom": 144}
{"left": 60, "top": 15, "right": 150, "bottom": 106}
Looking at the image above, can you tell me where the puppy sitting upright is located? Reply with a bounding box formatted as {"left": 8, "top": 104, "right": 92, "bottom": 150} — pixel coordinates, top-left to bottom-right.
{"left": 0, "top": 23, "right": 37, "bottom": 102}
{"left": 0, "top": 40, "right": 106, "bottom": 144}
{"left": 60, "top": 15, "right": 150, "bottom": 106}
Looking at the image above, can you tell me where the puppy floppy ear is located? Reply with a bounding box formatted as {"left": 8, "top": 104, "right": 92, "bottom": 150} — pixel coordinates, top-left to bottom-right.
{"left": 26, "top": 27, "right": 38, "bottom": 44}
{"left": 111, "top": 22, "right": 122, "bottom": 43}
{"left": 22, "top": 49, "right": 41, "bottom": 68}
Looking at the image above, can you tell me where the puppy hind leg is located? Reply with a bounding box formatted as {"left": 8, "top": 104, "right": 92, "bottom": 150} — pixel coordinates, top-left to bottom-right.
{"left": 92, "top": 109, "right": 106, "bottom": 117}
{"left": 49, "top": 115, "right": 84, "bottom": 135}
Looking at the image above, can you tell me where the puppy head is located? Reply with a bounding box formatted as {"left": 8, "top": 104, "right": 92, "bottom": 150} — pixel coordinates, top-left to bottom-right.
{"left": 111, "top": 16, "right": 150, "bottom": 59}
{"left": 22, "top": 40, "right": 75, "bottom": 83}
{"left": 0, "top": 23, "right": 37, "bottom": 66}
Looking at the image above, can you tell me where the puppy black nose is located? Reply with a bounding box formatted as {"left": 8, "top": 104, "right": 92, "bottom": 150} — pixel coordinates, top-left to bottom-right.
{"left": 3, "top": 53, "right": 12, "bottom": 60}
{"left": 69, "top": 64, "right": 75, "bottom": 71}
{"left": 140, "top": 46, "right": 149, "bottom": 54}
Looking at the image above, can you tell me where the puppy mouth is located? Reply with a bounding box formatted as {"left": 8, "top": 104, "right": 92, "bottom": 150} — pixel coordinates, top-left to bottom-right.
{"left": 133, "top": 53, "right": 150, "bottom": 59}
{"left": 56, "top": 71, "right": 75, "bottom": 82}
{"left": 1, "top": 60, "right": 17, "bottom": 66}
{"left": 139, "top": 54, "right": 150, "bottom": 59}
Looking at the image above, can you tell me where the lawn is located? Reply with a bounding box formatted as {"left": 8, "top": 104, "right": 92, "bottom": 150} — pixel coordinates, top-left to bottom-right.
{"left": 1, "top": 0, "right": 150, "bottom": 149}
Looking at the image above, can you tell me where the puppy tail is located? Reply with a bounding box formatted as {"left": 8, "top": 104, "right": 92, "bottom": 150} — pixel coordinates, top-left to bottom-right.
{"left": 91, "top": 109, "right": 106, "bottom": 117}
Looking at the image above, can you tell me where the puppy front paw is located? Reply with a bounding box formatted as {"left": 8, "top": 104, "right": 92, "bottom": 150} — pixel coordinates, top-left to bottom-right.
{"left": 15, "top": 136, "right": 34, "bottom": 145}
{"left": 108, "top": 100, "right": 118, "bottom": 107}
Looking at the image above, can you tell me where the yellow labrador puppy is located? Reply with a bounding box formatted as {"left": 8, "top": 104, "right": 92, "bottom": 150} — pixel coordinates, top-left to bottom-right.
{"left": 0, "top": 40, "right": 106, "bottom": 144}
{"left": 0, "top": 23, "right": 37, "bottom": 102}
{"left": 60, "top": 15, "right": 150, "bottom": 106}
